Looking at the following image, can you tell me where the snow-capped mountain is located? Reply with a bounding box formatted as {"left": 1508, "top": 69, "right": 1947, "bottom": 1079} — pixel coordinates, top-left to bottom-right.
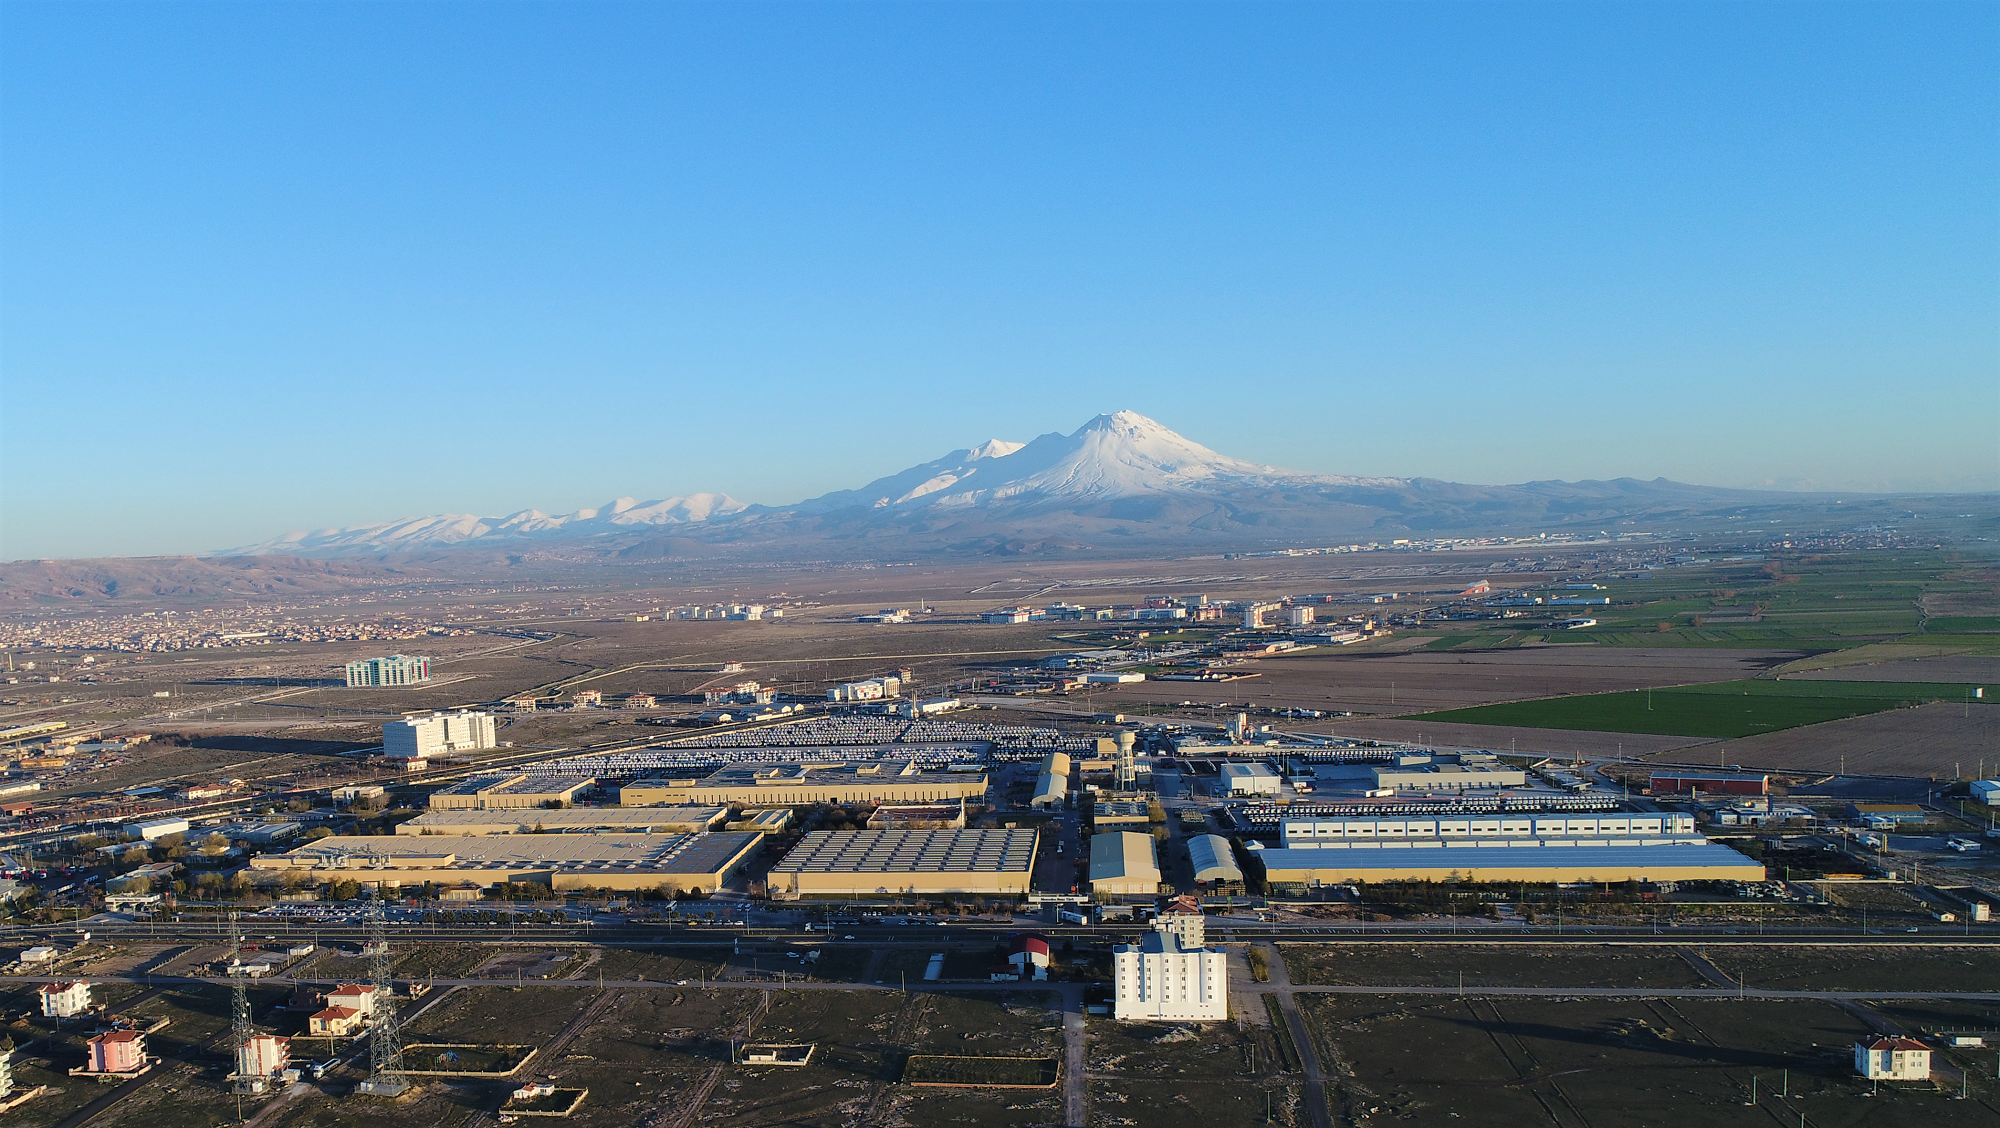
{"left": 222, "top": 410, "right": 1894, "bottom": 559}
{"left": 236, "top": 493, "right": 746, "bottom": 555}
{"left": 809, "top": 410, "right": 1401, "bottom": 511}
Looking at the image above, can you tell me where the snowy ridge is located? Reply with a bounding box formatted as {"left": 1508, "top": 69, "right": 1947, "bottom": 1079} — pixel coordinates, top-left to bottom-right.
{"left": 235, "top": 493, "right": 747, "bottom": 554}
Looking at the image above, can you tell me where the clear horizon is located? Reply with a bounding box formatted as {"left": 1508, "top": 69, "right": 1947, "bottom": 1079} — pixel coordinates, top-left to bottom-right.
{"left": 3, "top": 2, "right": 1996, "bottom": 559}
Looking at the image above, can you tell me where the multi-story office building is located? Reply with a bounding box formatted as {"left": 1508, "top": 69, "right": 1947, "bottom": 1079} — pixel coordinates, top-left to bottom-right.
{"left": 383, "top": 710, "right": 497, "bottom": 762}
{"left": 344, "top": 655, "right": 432, "bottom": 687}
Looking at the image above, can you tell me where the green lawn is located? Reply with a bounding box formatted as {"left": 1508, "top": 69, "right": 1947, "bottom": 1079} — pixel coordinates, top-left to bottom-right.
{"left": 1411, "top": 679, "right": 1991, "bottom": 738}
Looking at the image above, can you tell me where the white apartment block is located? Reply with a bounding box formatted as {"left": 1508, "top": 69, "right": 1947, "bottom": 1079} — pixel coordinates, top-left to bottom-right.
{"left": 1113, "top": 913, "right": 1227, "bottom": 1021}
{"left": 38, "top": 980, "right": 92, "bottom": 1018}
{"left": 345, "top": 655, "right": 432, "bottom": 687}
{"left": 384, "top": 711, "right": 498, "bottom": 762}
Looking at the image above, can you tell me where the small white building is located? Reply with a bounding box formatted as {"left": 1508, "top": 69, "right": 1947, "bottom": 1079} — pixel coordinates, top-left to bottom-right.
{"left": 1083, "top": 672, "right": 1145, "bottom": 684}
{"left": 1855, "top": 1036, "right": 1930, "bottom": 1081}
{"left": 19, "top": 945, "right": 58, "bottom": 964}
{"left": 38, "top": 980, "right": 92, "bottom": 1018}
{"left": 827, "top": 676, "right": 901, "bottom": 702}
{"left": 1971, "top": 780, "right": 2000, "bottom": 806}
{"left": 1112, "top": 912, "right": 1227, "bottom": 1021}
{"left": 334, "top": 784, "right": 386, "bottom": 805}
{"left": 123, "top": 817, "right": 189, "bottom": 841}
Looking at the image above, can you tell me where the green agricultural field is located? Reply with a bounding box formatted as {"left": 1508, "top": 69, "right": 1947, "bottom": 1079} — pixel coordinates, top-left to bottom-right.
{"left": 1411, "top": 678, "right": 1989, "bottom": 738}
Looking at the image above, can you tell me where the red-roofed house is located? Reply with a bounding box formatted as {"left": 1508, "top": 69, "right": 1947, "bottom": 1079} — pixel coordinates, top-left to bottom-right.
{"left": 1008, "top": 934, "right": 1052, "bottom": 980}
{"left": 324, "top": 983, "right": 380, "bottom": 1017}
{"left": 308, "top": 1006, "right": 365, "bottom": 1037}
{"left": 1855, "top": 1037, "right": 1931, "bottom": 1080}
{"left": 37, "top": 980, "right": 91, "bottom": 1018}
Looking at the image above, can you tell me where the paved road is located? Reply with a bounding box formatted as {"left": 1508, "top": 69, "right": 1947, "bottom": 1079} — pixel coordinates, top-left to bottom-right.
{"left": 1060, "top": 983, "right": 1086, "bottom": 1128}
{"left": 1260, "top": 942, "right": 1336, "bottom": 1128}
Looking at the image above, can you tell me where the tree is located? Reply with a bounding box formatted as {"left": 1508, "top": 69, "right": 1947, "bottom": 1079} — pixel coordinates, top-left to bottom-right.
{"left": 304, "top": 827, "right": 333, "bottom": 842}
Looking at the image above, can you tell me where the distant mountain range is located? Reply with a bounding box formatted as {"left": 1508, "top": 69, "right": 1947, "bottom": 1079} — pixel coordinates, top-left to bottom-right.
{"left": 218, "top": 410, "right": 1981, "bottom": 561}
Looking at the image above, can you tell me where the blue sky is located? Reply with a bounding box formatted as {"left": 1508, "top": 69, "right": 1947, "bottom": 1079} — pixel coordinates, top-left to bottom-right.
{"left": 3, "top": 1, "right": 1995, "bottom": 559}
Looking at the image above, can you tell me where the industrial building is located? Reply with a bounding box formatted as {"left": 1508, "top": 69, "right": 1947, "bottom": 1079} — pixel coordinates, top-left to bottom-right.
{"left": 1186, "top": 834, "right": 1243, "bottom": 886}
{"left": 1649, "top": 771, "right": 1770, "bottom": 796}
{"left": 1092, "top": 801, "right": 1152, "bottom": 828}
{"left": 1113, "top": 911, "right": 1226, "bottom": 1021}
{"left": 397, "top": 806, "right": 728, "bottom": 836}
{"left": 123, "top": 817, "right": 189, "bottom": 841}
{"left": 1220, "top": 763, "right": 1281, "bottom": 796}
{"left": 1973, "top": 780, "right": 2000, "bottom": 806}
{"left": 1031, "top": 752, "right": 1069, "bottom": 810}
{"left": 1249, "top": 811, "right": 1761, "bottom": 885}
{"left": 385, "top": 710, "right": 497, "bottom": 763}
{"left": 1090, "top": 831, "right": 1162, "bottom": 896}
{"left": 767, "top": 828, "right": 1039, "bottom": 897}
{"left": 865, "top": 803, "right": 967, "bottom": 829}
{"left": 428, "top": 773, "right": 593, "bottom": 810}
{"left": 827, "top": 676, "right": 902, "bottom": 702}
{"left": 1369, "top": 758, "right": 1527, "bottom": 791}
{"left": 619, "top": 760, "right": 987, "bottom": 807}
{"left": 344, "top": 655, "right": 432, "bottom": 688}
{"left": 250, "top": 830, "right": 763, "bottom": 893}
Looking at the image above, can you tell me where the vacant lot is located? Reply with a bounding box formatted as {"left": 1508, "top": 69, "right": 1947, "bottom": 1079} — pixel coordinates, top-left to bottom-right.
{"left": 1414, "top": 679, "right": 1985, "bottom": 738}
{"left": 1301, "top": 994, "right": 1998, "bottom": 1127}
{"left": 1089, "top": 1014, "right": 1302, "bottom": 1128}
{"left": 1704, "top": 945, "right": 2000, "bottom": 993}
{"left": 1282, "top": 944, "right": 1712, "bottom": 990}
{"left": 403, "top": 984, "right": 601, "bottom": 1045}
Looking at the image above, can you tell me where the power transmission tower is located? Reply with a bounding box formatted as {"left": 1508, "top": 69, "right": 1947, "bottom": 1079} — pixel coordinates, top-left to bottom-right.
{"left": 356, "top": 899, "right": 409, "bottom": 1097}
{"left": 229, "top": 912, "right": 259, "bottom": 1094}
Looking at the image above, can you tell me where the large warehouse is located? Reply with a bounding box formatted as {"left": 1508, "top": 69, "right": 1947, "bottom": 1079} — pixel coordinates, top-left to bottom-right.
{"left": 428, "top": 773, "right": 594, "bottom": 810}
{"left": 1186, "top": 834, "right": 1244, "bottom": 886}
{"left": 620, "top": 761, "right": 988, "bottom": 807}
{"left": 767, "top": 828, "right": 1038, "bottom": 897}
{"left": 1090, "top": 831, "right": 1163, "bottom": 897}
{"left": 250, "top": 831, "right": 761, "bottom": 893}
{"left": 397, "top": 806, "right": 728, "bottom": 836}
{"left": 1249, "top": 813, "right": 1763, "bottom": 885}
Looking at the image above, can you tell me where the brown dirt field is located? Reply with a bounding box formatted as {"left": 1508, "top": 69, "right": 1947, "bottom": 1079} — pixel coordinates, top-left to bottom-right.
{"left": 1789, "top": 655, "right": 2000, "bottom": 684}
{"left": 1635, "top": 701, "right": 2000, "bottom": 778}
{"left": 1281, "top": 944, "right": 1712, "bottom": 989}
{"left": 1299, "top": 995, "right": 1993, "bottom": 1128}
{"left": 1101, "top": 646, "right": 1804, "bottom": 718}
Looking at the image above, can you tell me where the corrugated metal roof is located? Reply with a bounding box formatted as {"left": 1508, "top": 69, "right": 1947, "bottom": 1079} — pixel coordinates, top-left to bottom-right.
{"left": 1255, "top": 842, "right": 1763, "bottom": 879}
{"left": 1089, "top": 831, "right": 1160, "bottom": 883}
{"left": 1187, "top": 834, "right": 1244, "bottom": 883}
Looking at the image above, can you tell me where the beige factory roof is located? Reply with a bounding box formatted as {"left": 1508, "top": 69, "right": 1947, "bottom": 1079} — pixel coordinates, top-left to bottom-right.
{"left": 396, "top": 806, "right": 727, "bottom": 836}
{"left": 770, "top": 829, "right": 1038, "bottom": 876}
{"left": 1090, "top": 831, "right": 1161, "bottom": 884}
{"left": 676, "top": 761, "right": 972, "bottom": 788}
{"left": 257, "top": 831, "right": 758, "bottom": 875}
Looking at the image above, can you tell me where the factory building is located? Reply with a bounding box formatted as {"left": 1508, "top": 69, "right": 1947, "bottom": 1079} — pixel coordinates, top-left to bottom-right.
{"left": 619, "top": 760, "right": 986, "bottom": 807}
{"left": 1973, "top": 780, "right": 2000, "bottom": 806}
{"left": 1186, "top": 834, "right": 1244, "bottom": 887}
{"left": 344, "top": 655, "right": 432, "bottom": 688}
{"left": 1220, "top": 763, "right": 1281, "bottom": 796}
{"left": 1113, "top": 910, "right": 1227, "bottom": 1021}
{"left": 767, "top": 828, "right": 1039, "bottom": 897}
{"left": 123, "top": 817, "right": 189, "bottom": 841}
{"left": 397, "top": 806, "right": 728, "bottom": 836}
{"left": 1370, "top": 762, "right": 1527, "bottom": 791}
{"left": 428, "top": 773, "right": 593, "bottom": 810}
{"left": 1090, "top": 831, "right": 1163, "bottom": 897}
{"left": 384, "top": 710, "right": 497, "bottom": 763}
{"left": 1648, "top": 771, "right": 1770, "bottom": 797}
{"left": 865, "top": 803, "right": 968, "bottom": 830}
{"left": 1031, "top": 752, "right": 1070, "bottom": 810}
{"left": 249, "top": 831, "right": 762, "bottom": 894}
{"left": 1250, "top": 812, "right": 1760, "bottom": 885}
{"left": 827, "top": 676, "right": 902, "bottom": 702}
